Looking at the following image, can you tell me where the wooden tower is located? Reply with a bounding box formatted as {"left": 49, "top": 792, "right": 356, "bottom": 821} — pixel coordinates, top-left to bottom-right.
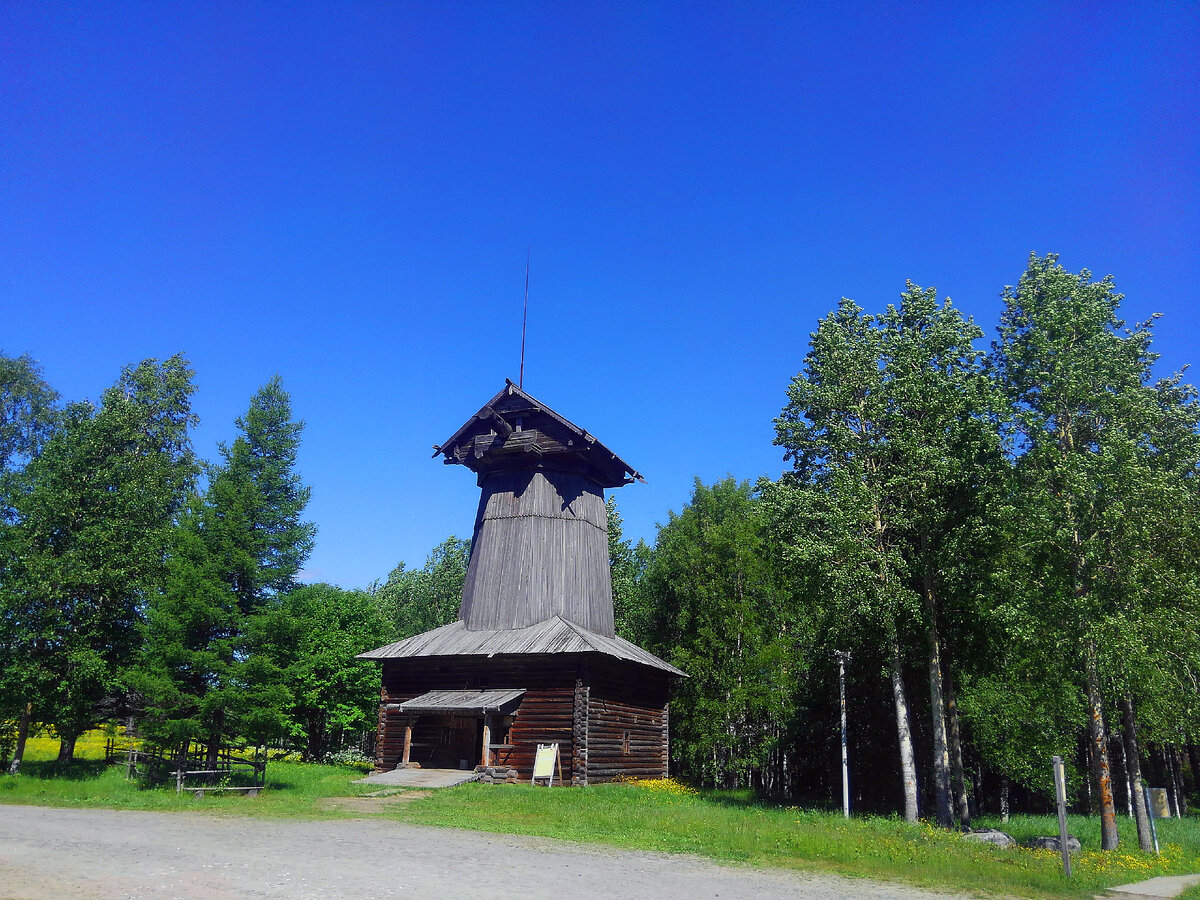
{"left": 360, "top": 381, "right": 683, "bottom": 784}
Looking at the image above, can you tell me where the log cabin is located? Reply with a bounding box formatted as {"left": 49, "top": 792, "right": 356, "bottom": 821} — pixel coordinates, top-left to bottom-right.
{"left": 359, "top": 381, "right": 684, "bottom": 784}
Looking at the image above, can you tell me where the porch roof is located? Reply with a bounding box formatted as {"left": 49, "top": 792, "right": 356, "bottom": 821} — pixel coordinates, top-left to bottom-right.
{"left": 387, "top": 688, "right": 526, "bottom": 716}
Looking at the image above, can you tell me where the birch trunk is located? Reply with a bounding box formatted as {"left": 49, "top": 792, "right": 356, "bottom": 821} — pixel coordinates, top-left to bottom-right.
{"left": 923, "top": 569, "right": 954, "bottom": 828}
{"left": 1084, "top": 643, "right": 1119, "bottom": 850}
{"left": 946, "top": 679, "right": 970, "bottom": 829}
{"left": 890, "top": 637, "right": 919, "bottom": 822}
{"left": 1170, "top": 746, "right": 1186, "bottom": 816}
{"left": 1119, "top": 697, "right": 1152, "bottom": 850}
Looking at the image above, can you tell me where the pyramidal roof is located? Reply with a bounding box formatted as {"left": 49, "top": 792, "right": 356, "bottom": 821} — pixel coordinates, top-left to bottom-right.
{"left": 432, "top": 381, "right": 642, "bottom": 489}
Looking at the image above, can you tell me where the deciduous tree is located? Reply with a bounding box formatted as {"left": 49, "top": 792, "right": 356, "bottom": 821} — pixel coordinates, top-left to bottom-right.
{"left": 374, "top": 536, "right": 471, "bottom": 640}
{"left": 990, "top": 253, "right": 1200, "bottom": 849}
{"left": 251, "top": 583, "right": 392, "bottom": 760}
{"left": 773, "top": 286, "right": 1000, "bottom": 825}
{"left": 2, "top": 356, "right": 197, "bottom": 769}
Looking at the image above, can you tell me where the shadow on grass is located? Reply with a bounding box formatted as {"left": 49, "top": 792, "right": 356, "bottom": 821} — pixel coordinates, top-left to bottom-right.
{"left": 17, "top": 759, "right": 111, "bottom": 781}
{"left": 693, "top": 789, "right": 812, "bottom": 813}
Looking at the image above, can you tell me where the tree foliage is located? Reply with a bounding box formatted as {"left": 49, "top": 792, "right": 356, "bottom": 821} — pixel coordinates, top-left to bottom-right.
{"left": 643, "top": 477, "right": 805, "bottom": 790}
{"left": 136, "top": 376, "right": 315, "bottom": 752}
{"left": 374, "top": 536, "right": 471, "bottom": 640}
{"left": 1, "top": 356, "right": 197, "bottom": 763}
{"left": 251, "top": 583, "right": 392, "bottom": 760}
{"left": 607, "top": 497, "right": 653, "bottom": 644}
{"left": 0, "top": 351, "right": 60, "bottom": 478}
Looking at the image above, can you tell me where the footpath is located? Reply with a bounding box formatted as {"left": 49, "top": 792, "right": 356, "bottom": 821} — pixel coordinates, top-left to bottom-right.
{"left": 1104, "top": 874, "right": 1200, "bottom": 899}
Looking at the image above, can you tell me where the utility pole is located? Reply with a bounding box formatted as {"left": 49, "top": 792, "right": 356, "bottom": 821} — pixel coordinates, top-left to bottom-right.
{"left": 834, "top": 650, "right": 851, "bottom": 817}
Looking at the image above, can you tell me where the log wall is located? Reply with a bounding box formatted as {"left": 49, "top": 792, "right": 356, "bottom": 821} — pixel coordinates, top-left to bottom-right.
{"left": 374, "top": 655, "right": 672, "bottom": 784}
{"left": 459, "top": 469, "right": 615, "bottom": 635}
{"left": 376, "top": 656, "right": 580, "bottom": 780}
{"left": 585, "top": 662, "right": 671, "bottom": 783}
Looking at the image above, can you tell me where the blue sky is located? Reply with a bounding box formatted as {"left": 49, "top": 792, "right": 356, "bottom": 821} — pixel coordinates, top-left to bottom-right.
{"left": 3, "top": 3, "right": 1197, "bottom": 589}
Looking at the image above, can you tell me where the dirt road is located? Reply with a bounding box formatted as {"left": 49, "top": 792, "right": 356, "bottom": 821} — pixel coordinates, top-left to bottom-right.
{"left": 0, "top": 805, "right": 970, "bottom": 899}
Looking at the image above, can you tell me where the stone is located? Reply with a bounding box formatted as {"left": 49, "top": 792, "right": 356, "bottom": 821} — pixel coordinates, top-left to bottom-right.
{"left": 963, "top": 828, "right": 1016, "bottom": 849}
{"left": 1023, "top": 835, "right": 1081, "bottom": 853}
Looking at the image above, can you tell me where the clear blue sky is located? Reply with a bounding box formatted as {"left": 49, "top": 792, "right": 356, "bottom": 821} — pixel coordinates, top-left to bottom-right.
{"left": 3, "top": 3, "right": 1197, "bottom": 589}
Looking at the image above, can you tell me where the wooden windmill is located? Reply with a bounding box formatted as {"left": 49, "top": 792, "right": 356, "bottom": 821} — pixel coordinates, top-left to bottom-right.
{"left": 360, "top": 381, "right": 682, "bottom": 784}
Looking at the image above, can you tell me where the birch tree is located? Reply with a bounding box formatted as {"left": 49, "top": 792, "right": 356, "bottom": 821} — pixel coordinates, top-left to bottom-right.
{"left": 990, "top": 253, "right": 1200, "bottom": 850}
{"left": 774, "top": 286, "right": 999, "bottom": 824}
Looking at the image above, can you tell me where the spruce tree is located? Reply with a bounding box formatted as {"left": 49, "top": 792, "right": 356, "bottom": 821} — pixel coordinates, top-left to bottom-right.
{"left": 137, "top": 375, "right": 315, "bottom": 758}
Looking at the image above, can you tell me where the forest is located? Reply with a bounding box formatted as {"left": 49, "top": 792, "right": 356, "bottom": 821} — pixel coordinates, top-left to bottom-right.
{"left": 2, "top": 253, "right": 1197, "bottom": 854}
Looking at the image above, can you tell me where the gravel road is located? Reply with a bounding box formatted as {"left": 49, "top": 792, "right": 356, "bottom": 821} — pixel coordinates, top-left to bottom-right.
{"left": 0, "top": 805, "right": 972, "bottom": 899}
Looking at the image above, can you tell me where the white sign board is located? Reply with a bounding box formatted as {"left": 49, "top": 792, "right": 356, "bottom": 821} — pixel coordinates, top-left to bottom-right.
{"left": 532, "top": 743, "right": 559, "bottom": 785}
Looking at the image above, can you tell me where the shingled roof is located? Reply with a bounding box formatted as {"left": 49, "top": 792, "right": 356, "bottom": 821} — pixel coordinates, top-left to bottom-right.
{"left": 358, "top": 615, "right": 685, "bottom": 676}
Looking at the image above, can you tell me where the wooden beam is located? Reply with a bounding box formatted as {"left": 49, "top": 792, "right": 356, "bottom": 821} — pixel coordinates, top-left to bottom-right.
{"left": 402, "top": 717, "right": 413, "bottom": 766}
{"left": 481, "top": 717, "right": 492, "bottom": 768}
{"left": 477, "top": 407, "right": 514, "bottom": 439}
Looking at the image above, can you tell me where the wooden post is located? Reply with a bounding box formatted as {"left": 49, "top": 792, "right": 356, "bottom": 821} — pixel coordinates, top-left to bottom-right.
{"left": 1143, "top": 785, "right": 1160, "bottom": 854}
{"left": 481, "top": 716, "right": 492, "bottom": 768}
{"left": 572, "top": 676, "right": 590, "bottom": 786}
{"left": 402, "top": 716, "right": 413, "bottom": 766}
{"left": 1052, "top": 755, "right": 1071, "bottom": 878}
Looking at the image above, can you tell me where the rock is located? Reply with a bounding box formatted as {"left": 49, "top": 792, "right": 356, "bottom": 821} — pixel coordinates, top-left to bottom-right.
{"left": 1023, "top": 835, "right": 1081, "bottom": 853}
{"left": 963, "top": 828, "right": 1016, "bottom": 849}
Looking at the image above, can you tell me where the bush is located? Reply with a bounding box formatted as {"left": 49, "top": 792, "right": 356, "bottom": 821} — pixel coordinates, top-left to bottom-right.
{"left": 322, "top": 747, "right": 373, "bottom": 770}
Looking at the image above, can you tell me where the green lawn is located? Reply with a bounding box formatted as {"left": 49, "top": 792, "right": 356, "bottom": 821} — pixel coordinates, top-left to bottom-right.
{"left": 0, "top": 731, "right": 376, "bottom": 818}
{"left": 3, "top": 733, "right": 1198, "bottom": 899}
{"left": 388, "top": 783, "right": 1200, "bottom": 899}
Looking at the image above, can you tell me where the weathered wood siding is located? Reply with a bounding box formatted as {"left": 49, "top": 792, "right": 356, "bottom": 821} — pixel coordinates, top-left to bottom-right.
{"left": 376, "top": 656, "right": 581, "bottom": 781}
{"left": 585, "top": 661, "right": 671, "bottom": 783}
{"left": 459, "top": 469, "right": 615, "bottom": 636}
{"left": 374, "top": 656, "right": 672, "bottom": 784}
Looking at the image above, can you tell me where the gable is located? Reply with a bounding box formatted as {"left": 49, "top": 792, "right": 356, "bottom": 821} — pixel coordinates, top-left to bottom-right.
{"left": 432, "top": 381, "right": 641, "bottom": 489}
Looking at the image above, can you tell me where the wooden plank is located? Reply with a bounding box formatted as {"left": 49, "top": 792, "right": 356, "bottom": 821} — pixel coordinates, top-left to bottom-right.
{"left": 459, "top": 470, "right": 615, "bottom": 635}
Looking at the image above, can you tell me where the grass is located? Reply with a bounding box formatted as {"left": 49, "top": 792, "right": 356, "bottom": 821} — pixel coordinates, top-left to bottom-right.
{"left": 4, "top": 732, "right": 1199, "bottom": 899}
{"left": 386, "top": 781, "right": 1200, "bottom": 899}
{"left": 0, "top": 730, "right": 376, "bottom": 818}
